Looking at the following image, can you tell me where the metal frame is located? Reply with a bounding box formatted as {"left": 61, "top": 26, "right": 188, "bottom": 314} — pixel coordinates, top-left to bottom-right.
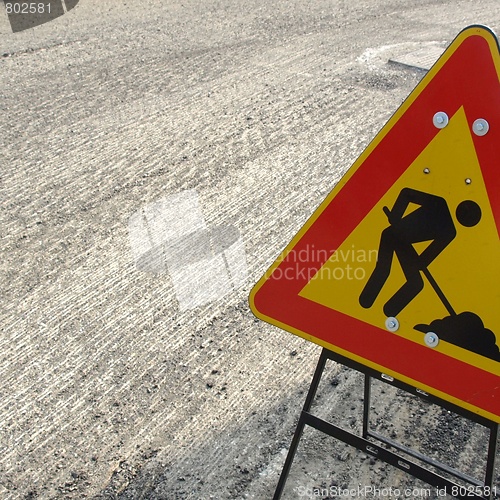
{"left": 273, "top": 348, "right": 498, "bottom": 500}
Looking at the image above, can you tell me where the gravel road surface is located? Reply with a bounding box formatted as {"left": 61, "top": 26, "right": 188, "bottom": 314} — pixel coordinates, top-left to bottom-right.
{"left": 2, "top": 1, "right": 500, "bottom": 498}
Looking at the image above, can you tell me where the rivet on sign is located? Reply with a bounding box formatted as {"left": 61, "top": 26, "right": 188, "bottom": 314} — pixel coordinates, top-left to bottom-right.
{"left": 424, "top": 331, "right": 439, "bottom": 348}
{"left": 385, "top": 316, "right": 399, "bottom": 332}
{"left": 465, "top": 178, "right": 472, "bottom": 185}
{"left": 423, "top": 168, "right": 430, "bottom": 174}
{"left": 472, "top": 118, "right": 489, "bottom": 136}
{"left": 433, "top": 112, "right": 449, "bottom": 129}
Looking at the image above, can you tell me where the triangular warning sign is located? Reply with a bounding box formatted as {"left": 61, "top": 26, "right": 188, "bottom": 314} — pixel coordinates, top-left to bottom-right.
{"left": 250, "top": 26, "right": 500, "bottom": 422}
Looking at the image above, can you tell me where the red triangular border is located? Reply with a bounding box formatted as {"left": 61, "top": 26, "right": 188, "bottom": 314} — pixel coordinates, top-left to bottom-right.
{"left": 250, "top": 26, "right": 500, "bottom": 421}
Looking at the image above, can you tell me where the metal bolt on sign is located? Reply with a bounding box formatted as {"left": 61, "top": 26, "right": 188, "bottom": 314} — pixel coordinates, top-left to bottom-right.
{"left": 473, "top": 118, "right": 490, "bottom": 136}
{"left": 424, "top": 331, "right": 440, "bottom": 348}
{"left": 433, "top": 111, "right": 449, "bottom": 128}
{"left": 385, "top": 317, "right": 399, "bottom": 332}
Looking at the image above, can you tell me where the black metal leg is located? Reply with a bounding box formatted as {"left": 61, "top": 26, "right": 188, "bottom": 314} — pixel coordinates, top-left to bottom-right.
{"left": 272, "top": 412, "right": 306, "bottom": 500}
{"left": 363, "top": 374, "right": 371, "bottom": 439}
{"left": 272, "top": 347, "right": 499, "bottom": 500}
{"left": 302, "top": 348, "right": 330, "bottom": 412}
{"left": 273, "top": 349, "right": 329, "bottom": 499}
{"left": 484, "top": 424, "right": 498, "bottom": 496}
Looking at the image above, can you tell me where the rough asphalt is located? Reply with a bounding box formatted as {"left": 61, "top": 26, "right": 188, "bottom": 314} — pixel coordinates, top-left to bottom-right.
{"left": 2, "top": 1, "right": 500, "bottom": 498}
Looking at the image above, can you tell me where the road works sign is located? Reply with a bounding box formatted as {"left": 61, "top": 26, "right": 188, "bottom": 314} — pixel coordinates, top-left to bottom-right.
{"left": 250, "top": 26, "right": 500, "bottom": 422}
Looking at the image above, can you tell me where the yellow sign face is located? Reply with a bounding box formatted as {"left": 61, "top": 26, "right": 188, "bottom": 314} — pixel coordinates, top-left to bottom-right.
{"left": 300, "top": 107, "right": 500, "bottom": 373}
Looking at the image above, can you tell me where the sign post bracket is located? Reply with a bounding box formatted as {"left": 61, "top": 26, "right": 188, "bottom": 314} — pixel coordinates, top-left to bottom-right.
{"left": 273, "top": 348, "right": 498, "bottom": 500}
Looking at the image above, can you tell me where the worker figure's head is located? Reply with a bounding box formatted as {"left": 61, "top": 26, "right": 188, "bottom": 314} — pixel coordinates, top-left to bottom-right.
{"left": 456, "top": 200, "right": 482, "bottom": 227}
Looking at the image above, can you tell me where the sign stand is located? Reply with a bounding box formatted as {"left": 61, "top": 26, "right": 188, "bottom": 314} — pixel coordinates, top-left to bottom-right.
{"left": 273, "top": 348, "right": 498, "bottom": 500}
